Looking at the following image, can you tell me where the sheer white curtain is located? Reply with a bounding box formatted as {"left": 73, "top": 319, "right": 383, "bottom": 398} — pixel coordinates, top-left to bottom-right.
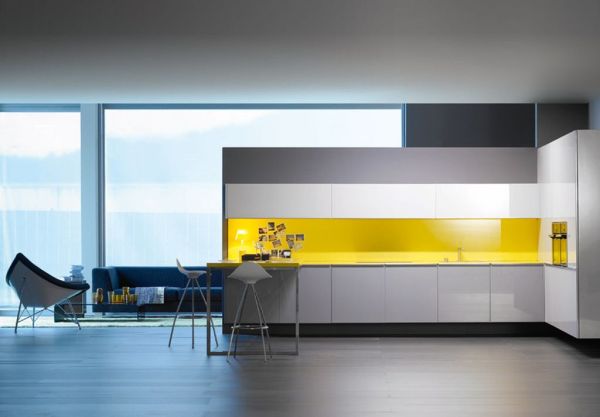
{"left": 0, "top": 111, "right": 81, "bottom": 307}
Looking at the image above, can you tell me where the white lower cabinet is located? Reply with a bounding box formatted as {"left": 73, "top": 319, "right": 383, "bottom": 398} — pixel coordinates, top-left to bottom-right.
{"left": 332, "top": 266, "right": 385, "bottom": 323}
{"left": 491, "top": 265, "right": 544, "bottom": 322}
{"left": 544, "top": 265, "right": 579, "bottom": 337}
{"left": 438, "top": 265, "right": 491, "bottom": 322}
{"left": 299, "top": 266, "right": 332, "bottom": 323}
{"left": 288, "top": 263, "right": 546, "bottom": 325}
{"left": 384, "top": 266, "right": 438, "bottom": 322}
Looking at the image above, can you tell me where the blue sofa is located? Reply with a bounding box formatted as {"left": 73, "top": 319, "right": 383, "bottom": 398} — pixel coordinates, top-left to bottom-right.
{"left": 92, "top": 266, "right": 223, "bottom": 315}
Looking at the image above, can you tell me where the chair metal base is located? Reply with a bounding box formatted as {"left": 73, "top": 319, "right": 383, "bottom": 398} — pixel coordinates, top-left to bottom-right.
{"left": 227, "top": 283, "right": 272, "bottom": 361}
{"left": 14, "top": 299, "right": 82, "bottom": 334}
{"left": 168, "top": 276, "right": 219, "bottom": 349}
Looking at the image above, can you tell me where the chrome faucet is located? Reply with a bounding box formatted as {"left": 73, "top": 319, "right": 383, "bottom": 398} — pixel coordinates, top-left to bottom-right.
{"left": 457, "top": 247, "right": 462, "bottom": 262}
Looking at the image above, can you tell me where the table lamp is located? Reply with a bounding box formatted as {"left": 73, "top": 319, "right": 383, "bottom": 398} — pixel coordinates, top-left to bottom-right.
{"left": 235, "top": 229, "right": 248, "bottom": 260}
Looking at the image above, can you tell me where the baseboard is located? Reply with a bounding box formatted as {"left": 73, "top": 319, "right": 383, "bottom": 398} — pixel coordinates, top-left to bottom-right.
{"left": 223, "top": 322, "right": 560, "bottom": 337}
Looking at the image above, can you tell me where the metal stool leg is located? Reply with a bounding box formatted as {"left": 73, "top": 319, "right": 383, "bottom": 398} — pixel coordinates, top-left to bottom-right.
{"left": 198, "top": 288, "right": 219, "bottom": 347}
{"left": 168, "top": 278, "right": 191, "bottom": 347}
{"left": 251, "top": 284, "right": 268, "bottom": 361}
{"left": 233, "top": 284, "right": 250, "bottom": 358}
{"left": 228, "top": 283, "right": 249, "bottom": 360}
{"left": 253, "top": 287, "right": 272, "bottom": 359}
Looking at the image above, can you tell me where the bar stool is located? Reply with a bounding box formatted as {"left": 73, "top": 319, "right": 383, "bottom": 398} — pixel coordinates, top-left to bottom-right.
{"left": 168, "top": 259, "right": 219, "bottom": 349}
{"left": 227, "top": 262, "right": 272, "bottom": 361}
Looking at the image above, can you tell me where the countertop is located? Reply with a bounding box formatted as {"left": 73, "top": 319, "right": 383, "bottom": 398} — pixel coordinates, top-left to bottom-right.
{"left": 298, "top": 261, "right": 544, "bottom": 267}
{"left": 212, "top": 260, "right": 555, "bottom": 267}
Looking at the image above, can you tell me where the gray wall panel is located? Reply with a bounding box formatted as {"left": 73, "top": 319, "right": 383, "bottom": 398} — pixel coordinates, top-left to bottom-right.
{"left": 590, "top": 99, "right": 600, "bottom": 129}
{"left": 537, "top": 104, "right": 589, "bottom": 147}
{"left": 405, "top": 104, "right": 535, "bottom": 147}
{"left": 223, "top": 147, "right": 537, "bottom": 184}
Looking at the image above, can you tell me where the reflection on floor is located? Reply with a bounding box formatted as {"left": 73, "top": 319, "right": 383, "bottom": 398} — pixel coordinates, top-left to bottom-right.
{"left": 2, "top": 327, "right": 600, "bottom": 417}
{"left": 0, "top": 315, "right": 221, "bottom": 328}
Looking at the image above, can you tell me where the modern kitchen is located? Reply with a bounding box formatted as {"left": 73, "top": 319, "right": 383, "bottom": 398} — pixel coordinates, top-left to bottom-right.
{"left": 222, "top": 130, "right": 600, "bottom": 339}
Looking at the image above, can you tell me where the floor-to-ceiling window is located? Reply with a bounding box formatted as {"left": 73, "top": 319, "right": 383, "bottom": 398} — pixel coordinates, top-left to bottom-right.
{"left": 104, "top": 107, "right": 402, "bottom": 266}
{"left": 0, "top": 108, "right": 81, "bottom": 307}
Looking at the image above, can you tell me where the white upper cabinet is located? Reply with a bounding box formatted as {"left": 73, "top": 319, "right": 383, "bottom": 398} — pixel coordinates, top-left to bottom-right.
{"left": 226, "top": 184, "right": 332, "bottom": 218}
{"left": 331, "top": 184, "right": 436, "bottom": 218}
{"left": 509, "top": 184, "right": 540, "bottom": 218}
{"left": 226, "top": 183, "right": 539, "bottom": 219}
{"left": 435, "top": 184, "right": 510, "bottom": 218}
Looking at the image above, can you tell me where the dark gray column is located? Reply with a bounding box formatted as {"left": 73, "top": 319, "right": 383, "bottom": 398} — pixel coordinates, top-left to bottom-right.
{"left": 536, "top": 103, "right": 589, "bottom": 147}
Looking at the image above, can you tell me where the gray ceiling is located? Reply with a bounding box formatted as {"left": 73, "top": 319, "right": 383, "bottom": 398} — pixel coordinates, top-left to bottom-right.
{"left": 1, "top": 0, "right": 599, "bottom": 103}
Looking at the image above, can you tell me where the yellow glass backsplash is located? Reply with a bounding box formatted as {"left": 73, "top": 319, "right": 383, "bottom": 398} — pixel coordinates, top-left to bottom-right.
{"left": 227, "top": 218, "right": 541, "bottom": 263}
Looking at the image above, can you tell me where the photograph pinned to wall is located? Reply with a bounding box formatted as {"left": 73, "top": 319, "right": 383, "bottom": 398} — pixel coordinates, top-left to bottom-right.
{"left": 294, "top": 241, "right": 304, "bottom": 250}
{"left": 286, "top": 234, "right": 295, "bottom": 241}
{"left": 276, "top": 223, "right": 286, "bottom": 233}
{"left": 287, "top": 239, "right": 295, "bottom": 249}
{"left": 268, "top": 222, "right": 275, "bottom": 232}
{"left": 272, "top": 239, "right": 282, "bottom": 248}
{"left": 268, "top": 234, "right": 276, "bottom": 241}
{"left": 259, "top": 235, "right": 267, "bottom": 242}
{"left": 295, "top": 234, "right": 304, "bottom": 242}
{"left": 258, "top": 227, "right": 267, "bottom": 235}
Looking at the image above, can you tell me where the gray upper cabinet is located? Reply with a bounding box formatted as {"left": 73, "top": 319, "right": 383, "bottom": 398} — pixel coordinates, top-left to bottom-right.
{"left": 332, "top": 266, "right": 385, "bottom": 323}
{"left": 491, "top": 265, "right": 544, "bottom": 322}
{"left": 438, "top": 265, "right": 491, "bottom": 322}
{"left": 384, "top": 266, "right": 438, "bottom": 323}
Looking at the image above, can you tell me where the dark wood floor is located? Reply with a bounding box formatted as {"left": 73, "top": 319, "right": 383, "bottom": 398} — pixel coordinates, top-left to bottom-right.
{"left": 2, "top": 327, "right": 600, "bottom": 417}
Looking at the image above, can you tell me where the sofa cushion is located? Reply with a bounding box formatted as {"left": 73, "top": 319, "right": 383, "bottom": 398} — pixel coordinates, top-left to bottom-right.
{"left": 115, "top": 266, "right": 223, "bottom": 288}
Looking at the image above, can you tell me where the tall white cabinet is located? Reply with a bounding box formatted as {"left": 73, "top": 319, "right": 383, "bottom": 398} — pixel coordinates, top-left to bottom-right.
{"left": 538, "top": 130, "right": 600, "bottom": 338}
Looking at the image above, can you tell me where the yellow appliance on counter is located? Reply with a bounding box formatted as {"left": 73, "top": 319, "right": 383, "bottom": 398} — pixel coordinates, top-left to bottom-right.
{"left": 549, "top": 221, "right": 568, "bottom": 266}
